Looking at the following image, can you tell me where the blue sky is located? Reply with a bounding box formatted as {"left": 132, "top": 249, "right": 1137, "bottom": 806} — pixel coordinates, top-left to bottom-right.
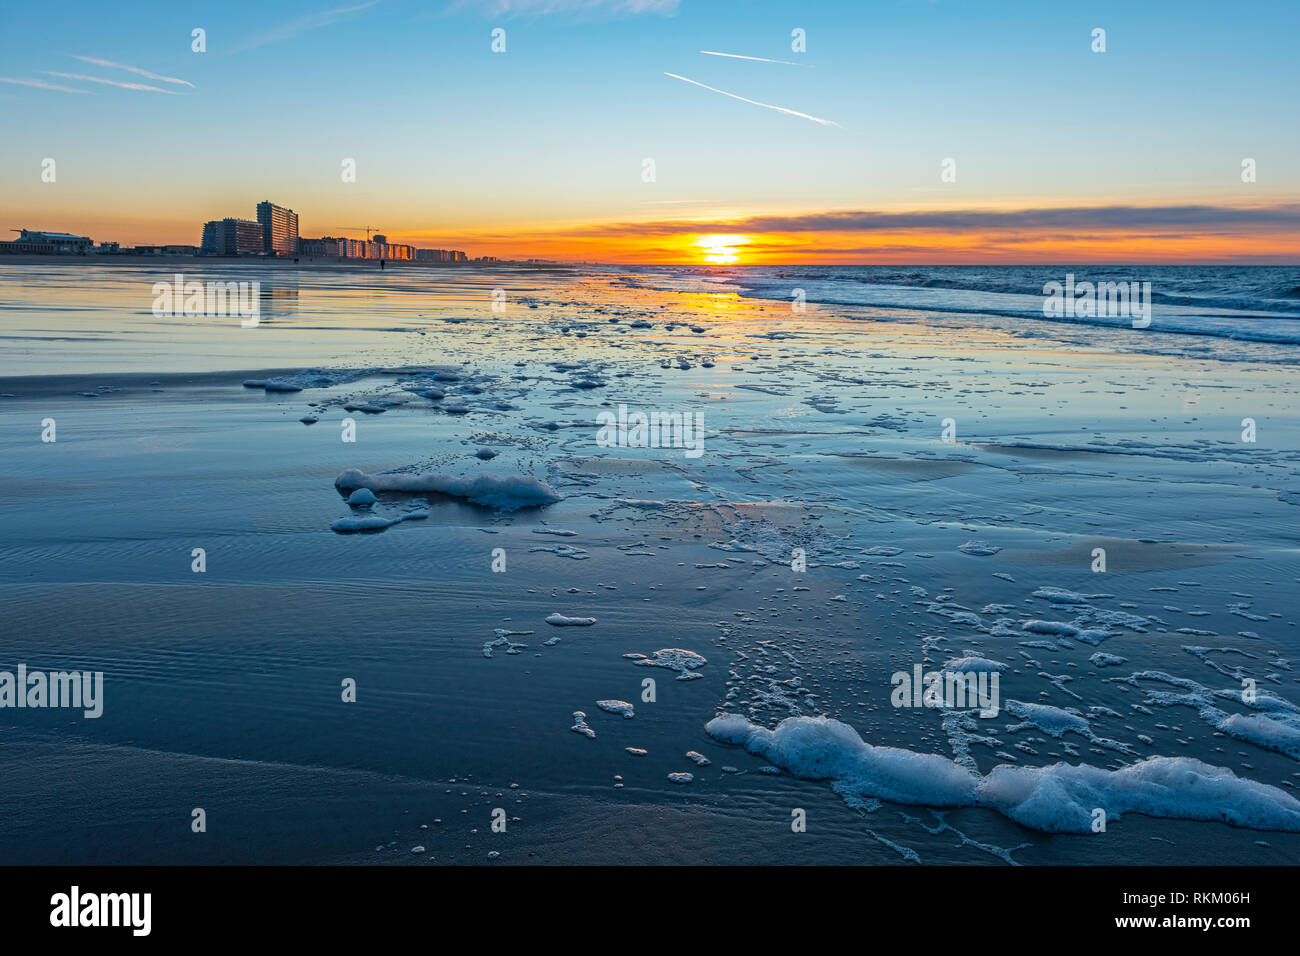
{"left": 1, "top": 0, "right": 1296, "bottom": 260}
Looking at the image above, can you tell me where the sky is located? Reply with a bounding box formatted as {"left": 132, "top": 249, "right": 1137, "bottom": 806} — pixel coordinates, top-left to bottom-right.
{"left": 1, "top": 0, "right": 1297, "bottom": 263}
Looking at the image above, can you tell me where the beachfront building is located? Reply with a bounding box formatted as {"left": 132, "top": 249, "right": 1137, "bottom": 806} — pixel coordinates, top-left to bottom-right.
{"left": 298, "top": 235, "right": 416, "bottom": 260}
{"left": 298, "top": 236, "right": 366, "bottom": 258}
{"left": 298, "top": 237, "right": 340, "bottom": 258}
{"left": 369, "top": 239, "right": 414, "bottom": 260}
{"left": 415, "top": 248, "right": 468, "bottom": 262}
{"left": 125, "top": 244, "right": 199, "bottom": 256}
{"left": 0, "top": 229, "right": 94, "bottom": 254}
{"left": 200, "top": 218, "right": 264, "bottom": 256}
{"left": 256, "top": 201, "right": 299, "bottom": 257}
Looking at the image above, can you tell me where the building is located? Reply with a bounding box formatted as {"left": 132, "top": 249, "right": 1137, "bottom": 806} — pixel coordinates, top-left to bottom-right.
{"left": 298, "top": 235, "right": 416, "bottom": 261}
{"left": 0, "top": 229, "right": 94, "bottom": 255}
{"left": 298, "top": 236, "right": 366, "bottom": 258}
{"left": 298, "top": 237, "right": 341, "bottom": 258}
{"left": 201, "top": 219, "right": 264, "bottom": 256}
{"left": 415, "top": 248, "right": 468, "bottom": 263}
{"left": 124, "top": 244, "right": 199, "bottom": 256}
{"left": 256, "top": 201, "right": 299, "bottom": 257}
{"left": 369, "top": 239, "right": 414, "bottom": 260}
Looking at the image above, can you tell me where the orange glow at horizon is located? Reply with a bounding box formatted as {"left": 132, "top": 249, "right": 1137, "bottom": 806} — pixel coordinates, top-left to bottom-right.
{"left": 692, "top": 233, "right": 751, "bottom": 264}
{"left": 434, "top": 224, "right": 1300, "bottom": 265}
{"left": 13, "top": 203, "right": 1296, "bottom": 265}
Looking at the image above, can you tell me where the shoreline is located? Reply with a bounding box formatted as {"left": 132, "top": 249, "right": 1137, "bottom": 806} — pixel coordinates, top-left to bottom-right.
{"left": 0, "top": 254, "right": 579, "bottom": 272}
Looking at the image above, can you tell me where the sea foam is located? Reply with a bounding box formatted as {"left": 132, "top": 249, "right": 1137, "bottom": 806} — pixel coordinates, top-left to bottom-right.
{"left": 336, "top": 469, "right": 561, "bottom": 510}
{"left": 706, "top": 713, "right": 1300, "bottom": 834}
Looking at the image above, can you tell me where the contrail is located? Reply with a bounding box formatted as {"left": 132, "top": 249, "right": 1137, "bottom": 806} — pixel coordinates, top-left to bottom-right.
{"left": 698, "top": 50, "right": 808, "bottom": 67}
{"left": 0, "top": 76, "right": 90, "bottom": 93}
{"left": 664, "top": 72, "right": 841, "bottom": 128}
{"left": 71, "top": 56, "right": 195, "bottom": 88}
{"left": 45, "top": 71, "right": 181, "bottom": 94}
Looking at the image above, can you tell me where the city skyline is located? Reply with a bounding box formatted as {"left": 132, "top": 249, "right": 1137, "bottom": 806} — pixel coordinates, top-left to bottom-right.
{"left": 2, "top": 0, "right": 1298, "bottom": 263}
{"left": 4, "top": 200, "right": 474, "bottom": 261}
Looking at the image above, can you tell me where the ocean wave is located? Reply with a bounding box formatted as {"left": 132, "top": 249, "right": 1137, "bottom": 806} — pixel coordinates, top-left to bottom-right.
{"left": 629, "top": 265, "right": 1300, "bottom": 348}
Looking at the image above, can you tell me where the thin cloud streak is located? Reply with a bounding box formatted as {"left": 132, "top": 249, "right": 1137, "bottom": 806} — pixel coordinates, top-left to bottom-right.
{"left": 732, "top": 204, "right": 1300, "bottom": 233}
{"left": 451, "top": 0, "right": 679, "bottom": 15}
{"left": 580, "top": 203, "right": 1300, "bottom": 237}
{"left": 663, "top": 72, "right": 841, "bottom": 127}
{"left": 698, "top": 50, "right": 807, "bottom": 67}
{"left": 45, "top": 71, "right": 181, "bottom": 94}
{"left": 70, "top": 56, "right": 195, "bottom": 88}
{"left": 232, "top": 1, "right": 380, "bottom": 53}
{"left": 0, "top": 76, "right": 90, "bottom": 93}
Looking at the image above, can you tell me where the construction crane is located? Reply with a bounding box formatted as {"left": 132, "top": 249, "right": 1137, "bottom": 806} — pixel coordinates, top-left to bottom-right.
{"left": 338, "top": 226, "right": 380, "bottom": 240}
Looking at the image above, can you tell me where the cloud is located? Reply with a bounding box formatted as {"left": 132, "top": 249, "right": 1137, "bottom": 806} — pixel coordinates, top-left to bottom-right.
{"left": 664, "top": 72, "right": 841, "bottom": 127}
{"left": 453, "top": 0, "right": 679, "bottom": 15}
{"left": 425, "top": 202, "right": 1300, "bottom": 263}
{"left": 45, "top": 71, "right": 182, "bottom": 94}
{"left": 232, "top": 1, "right": 380, "bottom": 53}
{"left": 70, "top": 56, "right": 194, "bottom": 88}
{"left": 583, "top": 203, "right": 1300, "bottom": 236}
{"left": 698, "top": 50, "right": 807, "bottom": 67}
{"left": 736, "top": 205, "right": 1300, "bottom": 232}
{"left": 0, "top": 76, "right": 90, "bottom": 93}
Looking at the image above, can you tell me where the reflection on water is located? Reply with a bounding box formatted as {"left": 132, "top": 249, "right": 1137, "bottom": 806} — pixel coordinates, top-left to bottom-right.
{"left": 0, "top": 261, "right": 537, "bottom": 376}
{"left": 257, "top": 280, "right": 300, "bottom": 323}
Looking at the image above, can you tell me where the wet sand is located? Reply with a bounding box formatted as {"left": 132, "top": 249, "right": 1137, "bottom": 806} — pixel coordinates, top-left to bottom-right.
{"left": 2, "top": 262, "right": 1298, "bottom": 865}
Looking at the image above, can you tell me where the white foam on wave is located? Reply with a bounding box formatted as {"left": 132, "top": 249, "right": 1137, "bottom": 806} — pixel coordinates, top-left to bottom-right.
{"left": 705, "top": 713, "right": 1300, "bottom": 833}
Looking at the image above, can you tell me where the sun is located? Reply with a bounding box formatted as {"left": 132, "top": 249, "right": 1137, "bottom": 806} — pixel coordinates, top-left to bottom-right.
{"left": 693, "top": 234, "right": 750, "bottom": 265}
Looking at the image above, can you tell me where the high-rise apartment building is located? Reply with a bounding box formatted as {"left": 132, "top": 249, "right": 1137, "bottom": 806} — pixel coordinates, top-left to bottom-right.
{"left": 200, "top": 219, "right": 265, "bottom": 256}
{"left": 256, "top": 201, "right": 299, "bottom": 257}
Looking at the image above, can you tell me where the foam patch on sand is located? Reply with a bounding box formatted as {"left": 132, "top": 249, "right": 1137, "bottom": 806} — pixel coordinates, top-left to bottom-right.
{"left": 705, "top": 713, "right": 1300, "bottom": 833}
{"left": 597, "top": 700, "right": 635, "bottom": 718}
{"left": 336, "top": 468, "right": 561, "bottom": 510}
{"left": 1111, "top": 670, "right": 1300, "bottom": 760}
{"left": 331, "top": 511, "right": 427, "bottom": 533}
{"left": 546, "top": 613, "right": 596, "bottom": 627}
{"left": 1002, "top": 700, "right": 1135, "bottom": 755}
{"left": 244, "top": 368, "right": 375, "bottom": 392}
{"left": 628, "top": 648, "right": 707, "bottom": 681}
{"left": 942, "top": 656, "right": 1008, "bottom": 674}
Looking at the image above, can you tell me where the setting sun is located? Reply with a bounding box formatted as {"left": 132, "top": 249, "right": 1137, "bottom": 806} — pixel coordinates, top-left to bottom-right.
{"left": 693, "top": 233, "right": 750, "bottom": 264}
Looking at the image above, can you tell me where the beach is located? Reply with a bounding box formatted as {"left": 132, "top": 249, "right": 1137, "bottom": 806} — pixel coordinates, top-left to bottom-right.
{"left": 2, "top": 260, "right": 1299, "bottom": 865}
